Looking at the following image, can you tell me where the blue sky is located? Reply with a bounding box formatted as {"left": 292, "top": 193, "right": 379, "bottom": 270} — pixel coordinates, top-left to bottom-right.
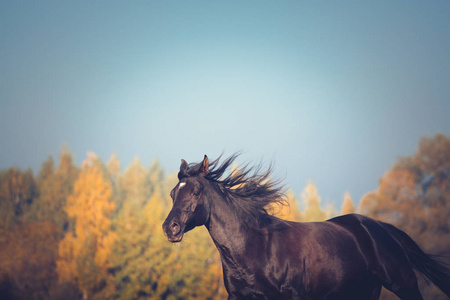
{"left": 1, "top": 1, "right": 449, "bottom": 208}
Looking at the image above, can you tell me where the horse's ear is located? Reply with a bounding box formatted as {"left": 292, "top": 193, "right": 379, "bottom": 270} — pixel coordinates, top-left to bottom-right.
{"left": 180, "top": 159, "right": 188, "bottom": 172}
{"left": 200, "top": 155, "right": 209, "bottom": 175}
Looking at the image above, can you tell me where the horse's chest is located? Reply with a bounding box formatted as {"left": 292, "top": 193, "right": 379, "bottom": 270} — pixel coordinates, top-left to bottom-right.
{"left": 224, "top": 264, "right": 305, "bottom": 299}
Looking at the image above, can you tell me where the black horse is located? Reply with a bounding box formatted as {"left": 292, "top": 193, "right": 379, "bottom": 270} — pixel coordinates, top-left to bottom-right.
{"left": 162, "top": 154, "right": 450, "bottom": 300}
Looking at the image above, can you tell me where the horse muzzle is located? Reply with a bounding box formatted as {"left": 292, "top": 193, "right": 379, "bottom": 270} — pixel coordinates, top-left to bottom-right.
{"left": 163, "top": 219, "right": 184, "bottom": 243}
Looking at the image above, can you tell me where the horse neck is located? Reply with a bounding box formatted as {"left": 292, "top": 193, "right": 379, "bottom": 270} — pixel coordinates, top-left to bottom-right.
{"left": 205, "top": 189, "right": 249, "bottom": 256}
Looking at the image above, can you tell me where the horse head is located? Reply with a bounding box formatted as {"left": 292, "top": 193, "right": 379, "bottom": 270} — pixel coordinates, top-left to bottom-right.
{"left": 162, "top": 155, "right": 211, "bottom": 242}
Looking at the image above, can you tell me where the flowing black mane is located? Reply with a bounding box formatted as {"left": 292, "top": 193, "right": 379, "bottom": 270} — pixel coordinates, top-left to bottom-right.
{"left": 182, "top": 154, "right": 288, "bottom": 230}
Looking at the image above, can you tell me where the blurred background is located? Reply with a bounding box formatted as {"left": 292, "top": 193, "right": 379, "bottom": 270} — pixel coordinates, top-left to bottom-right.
{"left": 1, "top": 1, "right": 449, "bottom": 299}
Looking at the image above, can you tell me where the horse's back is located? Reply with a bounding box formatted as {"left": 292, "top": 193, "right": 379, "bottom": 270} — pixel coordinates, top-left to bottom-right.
{"left": 326, "top": 214, "right": 412, "bottom": 271}
{"left": 327, "top": 214, "right": 411, "bottom": 262}
{"left": 273, "top": 215, "right": 382, "bottom": 299}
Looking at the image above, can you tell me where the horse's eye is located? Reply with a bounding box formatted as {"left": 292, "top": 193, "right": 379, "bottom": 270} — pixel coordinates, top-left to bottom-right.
{"left": 193, "top": 190, "right": 200, "bottom": 197}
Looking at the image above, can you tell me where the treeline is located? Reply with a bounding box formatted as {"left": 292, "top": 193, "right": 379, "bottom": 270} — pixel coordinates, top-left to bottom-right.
{"left": 0, "top": 134, "right": 448, "bottom": 299}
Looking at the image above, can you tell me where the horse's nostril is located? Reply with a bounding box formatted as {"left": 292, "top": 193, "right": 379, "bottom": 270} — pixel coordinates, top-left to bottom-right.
{"left": 171, "top": 222, "right": 181, "bottom": 235}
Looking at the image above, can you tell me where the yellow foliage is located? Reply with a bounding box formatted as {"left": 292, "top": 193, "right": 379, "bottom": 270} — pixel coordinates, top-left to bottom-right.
{"left": 341, "top": 192, "right": 356, "bottom": 215}
{"left": 301, "top": 181, "right": 327, "bottom": 222}
{"left": 272, "top": 189, "right": 301, "bottom": 221}
{"left": 56, "top": 154, "right": 115, "bottom": 298}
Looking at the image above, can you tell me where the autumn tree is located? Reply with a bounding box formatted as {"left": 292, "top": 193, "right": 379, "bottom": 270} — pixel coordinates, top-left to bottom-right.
{"left": 341, "top": 192, "right": 356, "bottom": 215}
{"left": 0, "top": 221, "right": 59, "bottom": 300}
{"left": 107, "top": 152, "right": 121, "bottom": 185}
{"left": 111, "top": 157, "right": 156, "bottom": 299}
{"left": 360, "top": 133, "right": 450, "bottom": 300}
{"left": 54, "top": 149, "right": 79, "bottom": 203}
{"left": 27, "top": 150, "right": 78, "bottom": 235}
{"left": 26, "top": 156, "right": 56, "bottom": 225}
{"left": 159, "top": 224, "right": 224, "bottom": 300}
{"left": 116, "top": 157, "right": 151, "bottom": 209}
{"left": 148, "top": 159, "right": 166, "bottom": 200}
{"left": 112, "top": 192, "right": 172, "bottom": 299}
{"left": 112, "top": 162, "right": 225, "bottom": 299}
{"left": 57, "top": 153, "right": 116, "bottom": 300}
{"left": 301, "top": 181, "right": 327, "bottom": 222}
{"left": 0, "top": 167, "right": 37, "bottom": 229}
{"left": 37, "top": 155, "right": 55, "bottom": 185}
{"left": 273, "top": 189, "right": 301, "bottom": 221}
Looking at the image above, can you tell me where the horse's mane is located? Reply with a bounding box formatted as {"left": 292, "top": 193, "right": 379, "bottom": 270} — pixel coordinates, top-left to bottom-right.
{"left": 204, "top": 154, "right": 289, "bottom": 230}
